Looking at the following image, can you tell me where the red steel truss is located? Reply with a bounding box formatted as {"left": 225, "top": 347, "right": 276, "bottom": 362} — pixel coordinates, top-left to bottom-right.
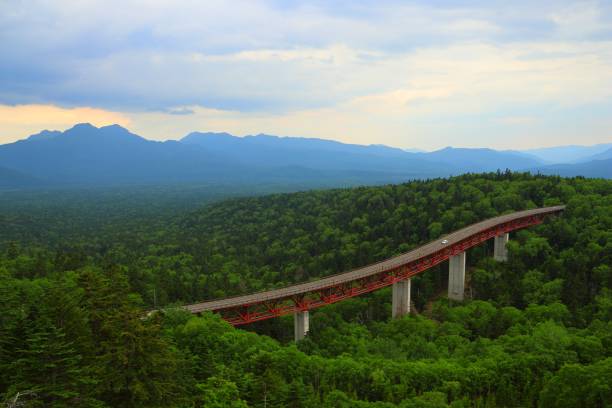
{"left": 184, "top": 207, "right": 564, "bottom": 325}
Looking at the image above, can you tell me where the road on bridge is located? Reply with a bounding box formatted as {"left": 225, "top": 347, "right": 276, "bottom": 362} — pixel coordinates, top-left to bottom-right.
{"left": 184, "top": 206, "right": 565, "bottom": 326}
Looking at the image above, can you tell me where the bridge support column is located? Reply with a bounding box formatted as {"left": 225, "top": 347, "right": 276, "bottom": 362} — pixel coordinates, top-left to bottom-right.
{"left": 294, "top": 311, "right": 309, "bottom": 342}
{"left": 448, "top": 252, "right": 466, "bottom": 301}
{"left": 494, "top": 233, "right": 509, "bottom": 261}
{"left": 392, "top": 279, "right": 411, "bottom": 318}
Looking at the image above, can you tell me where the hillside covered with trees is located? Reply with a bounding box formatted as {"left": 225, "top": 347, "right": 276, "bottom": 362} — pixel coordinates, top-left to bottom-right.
{"left": 0, "top": 172, "right": 610, "bottom": 407}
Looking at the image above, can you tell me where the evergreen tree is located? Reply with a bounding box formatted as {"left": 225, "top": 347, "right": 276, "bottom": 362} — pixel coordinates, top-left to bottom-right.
{"left": 78, "top": 266, "right": 185, "bottom": 407}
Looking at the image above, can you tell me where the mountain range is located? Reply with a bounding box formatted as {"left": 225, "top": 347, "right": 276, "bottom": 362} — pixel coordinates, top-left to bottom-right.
{"left": 521, "top": 143, "right": 612, "bottom": 164}
{"left": 0, "top": 123, "right": 609, "bottom": 189}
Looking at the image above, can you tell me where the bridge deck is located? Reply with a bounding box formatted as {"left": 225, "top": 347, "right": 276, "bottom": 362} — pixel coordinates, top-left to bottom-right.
{"left": 185, "top": 205, "right": 565, "bottom": 314}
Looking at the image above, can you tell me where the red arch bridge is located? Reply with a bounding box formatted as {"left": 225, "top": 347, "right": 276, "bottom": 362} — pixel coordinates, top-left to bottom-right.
{"left": 184, "top": 206, "right": 565, "bottom": 340}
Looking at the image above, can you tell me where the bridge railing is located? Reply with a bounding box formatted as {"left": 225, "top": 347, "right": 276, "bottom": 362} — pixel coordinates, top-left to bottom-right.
{"left": 183, "top": 205, "right": 565, "bottom": 326}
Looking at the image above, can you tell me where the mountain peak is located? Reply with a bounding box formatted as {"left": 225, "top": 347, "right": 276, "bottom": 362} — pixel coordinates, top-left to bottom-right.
{"left": 62, "top": 123, "right": 145, "bottom": 143}
{"left": 433, "top": 146, "right": 497, "bottom": 154}
{"left": 26, "top": 129, "right": 63, "bottom": 142}
{"left": 100, "top": 124, "right": 129, "bottom": 132}
{"left": 70, "top": 122, "right": 98, "bottom": 131}
{"left": 67, "top": 123, "right": 132, "bottom": 135}
{"left": 181, "top": 132, "right": 238, "bottom": 145}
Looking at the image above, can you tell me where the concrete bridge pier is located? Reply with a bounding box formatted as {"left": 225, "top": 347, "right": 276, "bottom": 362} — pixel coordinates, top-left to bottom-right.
{"left": 392, "top": 279, "right": 411, "bottom": 318}
{"left": 448, "top": 252, "right": 466, "bottom": 301}
{"left": 494, "top": 233, "right": 509, "bottom": 261}
{"left": 294, "top": 311, "right": 309, "bottom": 341}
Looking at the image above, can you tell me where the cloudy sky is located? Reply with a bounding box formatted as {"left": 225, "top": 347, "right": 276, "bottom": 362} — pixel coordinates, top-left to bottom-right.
{"left": 1, "top": 0, "right": 612, "bottom": 149}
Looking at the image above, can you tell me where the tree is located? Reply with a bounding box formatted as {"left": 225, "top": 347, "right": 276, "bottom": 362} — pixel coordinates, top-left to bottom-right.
{"left": 539, "top": 359, "right": 612, "bottom": 407}
{"left": 194, "top": 376, "right": 248, "bottom": 408}
{"left": 78, "top": 266, "right": 185, "bottom": 407}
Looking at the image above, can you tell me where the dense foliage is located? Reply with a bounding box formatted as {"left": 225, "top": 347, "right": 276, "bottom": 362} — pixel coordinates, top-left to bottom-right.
{"left": 0, "top": 172, "right": 610, "bottom": 407}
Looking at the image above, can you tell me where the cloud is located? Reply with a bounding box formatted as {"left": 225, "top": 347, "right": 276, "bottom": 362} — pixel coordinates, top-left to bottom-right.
{"left": 497, "top": 116, "right": 537, "bottom": 125}
{"left": 0, "top": 1, "right": 611, "bottom": 149}
{"left": 550, "top": 1, "right": 612, "bottom": 38}
{"left": 3, "top": 0, "right": 608, "bottom": 111}
{"left": 162, "top": 107, "right": 195, "bottom": 115}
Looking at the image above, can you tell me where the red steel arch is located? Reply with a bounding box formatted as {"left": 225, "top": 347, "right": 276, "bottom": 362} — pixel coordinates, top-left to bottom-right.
{"left": 184, "top": 206, "right": 565, "bottom": 325}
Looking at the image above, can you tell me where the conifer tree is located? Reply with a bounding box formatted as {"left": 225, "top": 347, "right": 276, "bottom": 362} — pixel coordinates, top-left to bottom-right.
{"left": 78, "top": 266, "right": 185, "bottom": 407}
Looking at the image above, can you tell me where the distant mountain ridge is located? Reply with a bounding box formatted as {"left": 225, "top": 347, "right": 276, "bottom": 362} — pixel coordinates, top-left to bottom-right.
{"left": 411, "top": 146, "right": 542, "bottom": 172}
{"left": 584, "top": 147, "right": 612, "bottom": 162}
{"left": 533, "top": 158, "right": 612, "bottom": 179}
{"left": 182, "top": 131, "right": 446, "bottom": 173}
{"left": 0, "top": 123, "right": 247, "bottom": 185}
{"left": 0, "top": 124, "right": 609, "bottom": 189}
{"left": 182, "top": 132, "right": 545, "bottom": 172}
{"left": 182, "top": 131, "right": 412, "bottom": 158}
{"left": 522, "top": 143, "right": 612, "bottom": 164}
{"left": 25, "top": 129, "right": 63, "bottom": 142}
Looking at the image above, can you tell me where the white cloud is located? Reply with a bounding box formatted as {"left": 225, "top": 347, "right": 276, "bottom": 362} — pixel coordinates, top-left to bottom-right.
{"left": 118, "top": 38, "right": 612, "bottom": 149}
{"left": 550, "top": 1, "right": 612, "bottom": 38}
{"left": 3, "top": 37, "right": 612, "bottom": 149}
{"left": 1, "top": 1, "right": 612, "bottom": 149}
{"left": 497, "top": 116, "right": 537, "bottom": 125}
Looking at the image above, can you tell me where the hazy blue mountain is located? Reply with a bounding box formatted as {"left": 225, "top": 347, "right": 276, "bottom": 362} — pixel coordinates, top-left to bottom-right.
{"left": 1, "top": 124, "right": 608, "bottom": 189}
{"left": 581, "top": 147, "right": 612, "bottom": 162}
{"left": 181, "top": 133, "right": 543, "bottom": 174}
{"left": 522, "top": 143, "right": 612, "bottom": 164}
{"left": 181, "top": 132, "right": 434, "bottom": 172}
{"left": 0, "top": 165, "right": 43, "bottom": 188}
{"left": 533, "top": 158, "right": 612, "bottom": 179}
{"left": 403, "top": 148, "right": 427, "bottom": 153}
{"left": 0, "top": 123, "right": 245, "bottom": 185}
{"left": 182, "top": 132, "right": 409, "bottom": 157}
{"left": 25, "top": 129, "right": 63, "bottom": 142}
{"left": 413, "top": 147, "right": 543, "bottom": 171}
{"left": 0, "top": 125, "right": 454, "bottom": 188}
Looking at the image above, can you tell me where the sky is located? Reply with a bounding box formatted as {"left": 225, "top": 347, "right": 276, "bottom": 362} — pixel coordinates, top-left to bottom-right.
{"left": 1, "top": 0, "right": 612, "bottom": 150}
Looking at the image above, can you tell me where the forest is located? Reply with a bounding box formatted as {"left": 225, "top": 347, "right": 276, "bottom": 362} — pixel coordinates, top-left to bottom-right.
{"left": 0, "top": 172, "right": 610, "bottom": 407}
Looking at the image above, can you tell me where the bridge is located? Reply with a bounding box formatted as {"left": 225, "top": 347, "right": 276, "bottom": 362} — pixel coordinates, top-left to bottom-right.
{"left": 184, "top": 206, "right": 565, "bottom": 341}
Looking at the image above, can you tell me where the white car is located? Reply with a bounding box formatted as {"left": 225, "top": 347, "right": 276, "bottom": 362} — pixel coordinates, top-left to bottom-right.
{"left": 441, "top": 239, "right": 448, "bottom": 244}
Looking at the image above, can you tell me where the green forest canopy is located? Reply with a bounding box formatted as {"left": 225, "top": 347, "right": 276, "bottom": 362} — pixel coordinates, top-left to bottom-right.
{"left": 0, "top": 172, "right": 610, "bottom": 407}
